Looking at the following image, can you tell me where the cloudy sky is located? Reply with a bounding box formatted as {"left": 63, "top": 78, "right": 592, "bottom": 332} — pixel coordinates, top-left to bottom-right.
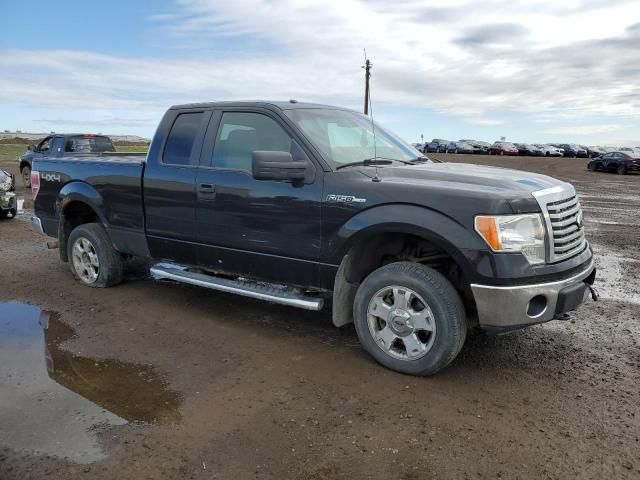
{"left": 1, "top": 0, "right": 639, "bottom": 144}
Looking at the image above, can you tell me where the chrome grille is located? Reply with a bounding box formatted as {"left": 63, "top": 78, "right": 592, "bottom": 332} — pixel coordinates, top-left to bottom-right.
{"left": 532, "top": 184, "right": 587, "bottom": 263}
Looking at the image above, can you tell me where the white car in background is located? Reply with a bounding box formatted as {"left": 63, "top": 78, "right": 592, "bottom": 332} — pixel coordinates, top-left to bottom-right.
{"left": 536, "top": 144, "right": 564, "bottom": 157}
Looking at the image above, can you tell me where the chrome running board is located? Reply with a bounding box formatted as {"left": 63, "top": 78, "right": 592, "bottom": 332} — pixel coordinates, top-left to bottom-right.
{"left": 150, "top": 263, "right": 324, "bottom": 311}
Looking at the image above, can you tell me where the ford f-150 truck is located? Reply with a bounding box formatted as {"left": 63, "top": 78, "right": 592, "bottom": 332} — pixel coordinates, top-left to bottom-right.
{"left": 31, "top": 101, "right": 597, "bottom": 375}
{"left": 19, "top": 134, "right": 116, "bottom": 187}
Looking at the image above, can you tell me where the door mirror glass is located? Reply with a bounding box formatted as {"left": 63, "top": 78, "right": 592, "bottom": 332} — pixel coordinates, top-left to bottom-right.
{"left": 27, "top": 144, "right": 36, "bottom": 152}
{"left": 252, "top": 151, "right": 307, "bottom": 181}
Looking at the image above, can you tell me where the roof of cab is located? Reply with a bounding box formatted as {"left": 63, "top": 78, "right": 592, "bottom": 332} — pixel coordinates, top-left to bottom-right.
{"left": 169, "top": 100, "right": 352, "bottom": 111}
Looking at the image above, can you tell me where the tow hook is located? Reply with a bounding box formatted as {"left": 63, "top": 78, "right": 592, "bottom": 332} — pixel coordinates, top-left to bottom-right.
{"left": 588, "top": 285, "right": 599, "bottom": 301}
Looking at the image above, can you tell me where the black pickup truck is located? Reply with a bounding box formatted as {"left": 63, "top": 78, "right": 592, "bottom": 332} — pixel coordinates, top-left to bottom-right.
{"left": 31, "top": 101, "right": 597, "bottom": 375}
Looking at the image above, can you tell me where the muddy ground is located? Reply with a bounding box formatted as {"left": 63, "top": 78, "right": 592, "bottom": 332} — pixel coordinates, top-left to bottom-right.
{"left": 0, "top": 154, "right": 638, "bottom": 479}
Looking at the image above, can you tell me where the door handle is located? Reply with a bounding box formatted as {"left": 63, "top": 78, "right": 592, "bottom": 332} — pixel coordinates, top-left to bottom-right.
{"left": 198, "top": 183, "right": 216, "bottom": 200}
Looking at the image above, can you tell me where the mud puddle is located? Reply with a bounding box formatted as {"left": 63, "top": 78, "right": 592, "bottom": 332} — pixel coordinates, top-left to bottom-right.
{"left": 0, "top": 303, "right": 181, "bottom": 464}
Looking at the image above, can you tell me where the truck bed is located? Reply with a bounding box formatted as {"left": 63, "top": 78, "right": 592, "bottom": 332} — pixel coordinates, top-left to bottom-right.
{"left": 32, "top": 155, "right": 147, "bottom": 257}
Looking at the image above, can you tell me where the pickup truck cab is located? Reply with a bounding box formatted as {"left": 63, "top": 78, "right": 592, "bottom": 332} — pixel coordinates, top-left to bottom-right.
{"left": 19, "top": 134, "right": 115, "bottom": 187}
{"left": 31, "top": 101, "right": 597, "bottom": 375}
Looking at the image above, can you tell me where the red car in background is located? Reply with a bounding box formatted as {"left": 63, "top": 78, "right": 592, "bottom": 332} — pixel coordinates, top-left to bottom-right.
{"left": 489, "top": 142, "right": 519, "bottom": 156}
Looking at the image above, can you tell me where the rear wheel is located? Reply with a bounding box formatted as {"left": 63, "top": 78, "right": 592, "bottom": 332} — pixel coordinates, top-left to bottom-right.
{"left": 21, "top": 166, "right": 31, "bottom": 188}
{"left": 617, "top": 165, "right": 626, "bottom": 175}
{"left": 499, "top": 151, "right": 504, "bottom": 156}
{"left": 67, "top": 223, "right": 123, "bottom": 287}
{"left": 353, "top": 262, "right": 467, "bottom": 376}
{"left": 588, "top": 162, "right": 597, "bottom": 172}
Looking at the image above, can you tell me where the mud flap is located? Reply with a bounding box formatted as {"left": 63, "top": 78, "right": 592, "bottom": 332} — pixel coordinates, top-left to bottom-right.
{"left": 332, "top": 254, "right": 359, "bottom": 327}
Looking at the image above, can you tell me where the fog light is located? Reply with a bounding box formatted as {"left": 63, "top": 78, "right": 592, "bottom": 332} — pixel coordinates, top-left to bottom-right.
{"left": 527, "top": 295, "right": 547, "bottom": 318}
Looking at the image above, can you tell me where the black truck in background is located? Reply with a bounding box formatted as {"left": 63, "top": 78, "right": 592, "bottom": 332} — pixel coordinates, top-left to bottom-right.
{"left": 19, "top": 134, "right": 116, "bottom": 187}
{"left": 31, "top": 101, "right": 597, "bottom": 375}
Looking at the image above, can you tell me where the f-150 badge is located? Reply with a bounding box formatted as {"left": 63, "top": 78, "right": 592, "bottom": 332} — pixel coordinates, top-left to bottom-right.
{"left": 326, "top": 194, "right": 366, "bottom": 203}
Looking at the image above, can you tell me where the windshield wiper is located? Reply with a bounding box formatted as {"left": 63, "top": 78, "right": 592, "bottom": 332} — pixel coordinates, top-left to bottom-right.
{"left": 335, "top": 159, "right": 393, "bottom": 170}
{"left": 335, "top": 157, "right": 414, "bottom": 170}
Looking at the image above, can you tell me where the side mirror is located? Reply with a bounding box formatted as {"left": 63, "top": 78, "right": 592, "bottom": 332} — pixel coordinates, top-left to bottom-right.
{"left": 27, "top": 144, "right": 36, "bottom": 152}
{"left": 252, "top": 151, "right": 307, "bottom": 181}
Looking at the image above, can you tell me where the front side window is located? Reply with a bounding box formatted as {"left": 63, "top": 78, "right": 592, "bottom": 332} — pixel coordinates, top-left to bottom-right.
{"left": 285, "top": 108, "right": 421, "bottom": 168}
{"left": 163, "top": 112, "right": 204, "bottom": 166}
{"left": 212, "top": 112, "right": 300, "bottom": 170}
{"left": 38, "top": 137, "right": 51, "bottom": 152}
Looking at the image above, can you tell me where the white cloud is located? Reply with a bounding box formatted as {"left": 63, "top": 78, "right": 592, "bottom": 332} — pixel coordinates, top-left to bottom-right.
{"left": 0, "top": 0, "right": 639, "bottom": 138}
{"left": 464, "top": 117, "right": 505, "bottom": 126}
{"left": 541, "top": 124, "right": 624, "bottom": 135}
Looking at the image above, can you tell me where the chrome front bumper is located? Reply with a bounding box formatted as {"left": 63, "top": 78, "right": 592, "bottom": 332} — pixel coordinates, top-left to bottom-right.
{"left": 471, "top": 259, "right": 596, "bottom": 330}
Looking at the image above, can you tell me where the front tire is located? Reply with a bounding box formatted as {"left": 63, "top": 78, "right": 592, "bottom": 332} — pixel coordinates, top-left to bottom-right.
{"left": 21, "top": 166, "right": 31, "bottom": 188}
{"left": 353, "top": 262, "right": 467, "bottom": 376}
{"left": 617, "top": 165, "right": 626, "bottom": 175}
{"left": 67, "top": 223, "right": 123, "bottom": 287}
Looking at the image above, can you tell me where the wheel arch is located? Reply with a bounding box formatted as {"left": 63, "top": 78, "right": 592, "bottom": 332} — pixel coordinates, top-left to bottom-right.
{"left": 56, "top": 182, "right": 109, "bottom": 262}
{"left": 330, "top": 204, "right": 482, "bottom": 327}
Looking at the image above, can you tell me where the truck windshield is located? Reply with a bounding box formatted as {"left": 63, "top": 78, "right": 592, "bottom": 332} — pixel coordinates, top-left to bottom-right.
{"left": 65, "top": 136, "right": 115, "bottom": 153}
{"left": 284, "top": 108, "right": 423, "bottom": 168}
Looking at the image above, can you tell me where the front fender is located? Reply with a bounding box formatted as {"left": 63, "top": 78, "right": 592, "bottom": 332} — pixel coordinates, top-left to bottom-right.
{"left": 325, "top": 203, "right": 488, "bottom": 283}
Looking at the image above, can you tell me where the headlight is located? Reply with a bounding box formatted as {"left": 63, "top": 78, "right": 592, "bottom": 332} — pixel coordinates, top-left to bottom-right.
{"left": 475, "top": 214, "right": 546, "bottom": 264}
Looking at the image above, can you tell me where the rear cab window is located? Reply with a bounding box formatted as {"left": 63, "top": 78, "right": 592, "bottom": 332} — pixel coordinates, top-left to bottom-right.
{"left": 65, "top": 135, "right": 115, "bottom": 153}
{"left": 163, "top": 112, "right": 205, "bottom": 166}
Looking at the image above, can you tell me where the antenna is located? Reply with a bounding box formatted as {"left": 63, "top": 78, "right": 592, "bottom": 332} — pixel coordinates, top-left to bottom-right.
{"left": 363, "top": 49, "right": 381, "bottom": 183}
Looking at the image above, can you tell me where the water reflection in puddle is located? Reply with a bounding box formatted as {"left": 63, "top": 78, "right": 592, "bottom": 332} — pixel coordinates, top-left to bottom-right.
{"left": 0, "top": 303, "right": 181, "bottom": 464}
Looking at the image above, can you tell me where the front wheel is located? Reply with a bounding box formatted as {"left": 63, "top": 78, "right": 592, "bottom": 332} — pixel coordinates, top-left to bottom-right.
{"left": 617, "top": 165, "right": 626, "bottom": 175}
{"left": 353, "top": 262, "right": 467, "bottom": 376}
{"left": 67, "top": 223, "right": 123, "bottom": 287}
{"left": 21, "top": 166, "right": 31, "bottom": 188}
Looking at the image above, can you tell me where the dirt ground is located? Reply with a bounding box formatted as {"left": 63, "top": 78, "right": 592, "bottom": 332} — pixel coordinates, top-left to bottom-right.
{"left": 0, "top": 154, "right": 638, "bottom": 480}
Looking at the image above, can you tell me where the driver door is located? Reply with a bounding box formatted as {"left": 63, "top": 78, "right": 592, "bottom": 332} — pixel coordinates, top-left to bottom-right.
{"left": 194, "top": 109, "right": 324, "bottom": 287}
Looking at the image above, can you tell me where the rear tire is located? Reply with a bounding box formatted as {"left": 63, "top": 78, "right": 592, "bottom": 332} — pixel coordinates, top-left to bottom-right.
{"left": 21, "top": 166, "right": 31, "bottom": 188}
{"left": 67, "top": 223, "right": 123, "bottom": 288}
{"left": 353, "top": 262, "right": 467, "bottom": 376}
{"left": 588, "top": 162, "right": 596, "bottom": 172}
{"left": 617, "top": 165, "right": 626, "bottom": 175}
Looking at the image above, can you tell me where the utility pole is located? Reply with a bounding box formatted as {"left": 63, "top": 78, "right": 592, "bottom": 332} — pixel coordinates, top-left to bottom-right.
{"left": 363, "top": 59, "right": 372, "bottom": 115}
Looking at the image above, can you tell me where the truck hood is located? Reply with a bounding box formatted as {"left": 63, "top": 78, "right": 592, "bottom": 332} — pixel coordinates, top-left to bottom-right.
{"left": 374, "top": 162, "right": 566, "bottom": 196}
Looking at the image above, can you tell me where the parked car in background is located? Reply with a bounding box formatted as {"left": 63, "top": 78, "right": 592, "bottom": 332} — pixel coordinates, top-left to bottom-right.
{"left": 458, "top": 139, "right": 490, "bottom": 154}
{"left": 588, "top": 151, "right": 640, "bottom": 175}
{"left": 0, "top": 168, "right": 17, "bottom": 219}
{"left": 584, "top": 146, "right": 605, "bottom": 158}
{"left": 19, "top": 134, "right": 116, "bottom": 187}
{"left": 515, "top": 144, "right": 544, "bottom": 156}
{"left": 489, "top": 142, "right": 519, "bottom": 156}
{"left": 426, "top": 139, "right": 448, "bottom": 153}
{"left": 534, "top": 144, "right": 563, "bottom": 157}
{"left": 411, "top": 143, "right": 425, "bottom": 153}
{"left": 446, "top": 141, "right": 475, "bottom": 154}
{"left": 557, "top": 144, "right": 588, "bottom": 158}
{"left": 472, "top": 141, "right": 491, "bottom": 154}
